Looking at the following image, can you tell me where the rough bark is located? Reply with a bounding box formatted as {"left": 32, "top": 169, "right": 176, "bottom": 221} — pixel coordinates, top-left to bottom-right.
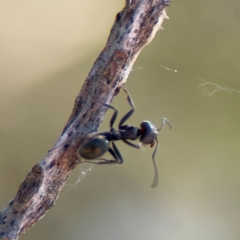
{"left": 0, "top": 0, "right": 170, "bottom": 239}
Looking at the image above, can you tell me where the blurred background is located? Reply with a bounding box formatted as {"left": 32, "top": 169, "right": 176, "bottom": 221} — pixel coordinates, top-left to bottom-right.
{"left": 0, "top": 0, "right": 240, "bottom": 239}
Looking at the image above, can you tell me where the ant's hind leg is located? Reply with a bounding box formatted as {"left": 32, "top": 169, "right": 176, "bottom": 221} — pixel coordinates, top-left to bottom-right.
{"left": 97, "top": 142, "right": 123, "bottom": 164}
{"left": 119, "top": 86, "right": 135, "bottom": 128}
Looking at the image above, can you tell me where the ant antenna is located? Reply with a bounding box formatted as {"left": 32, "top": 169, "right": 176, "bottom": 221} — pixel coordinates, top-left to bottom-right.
{"left": 157, "top": 117, "right": 172, "bottom": 131}
{"left": 151, "top": 138, "right": 159, "bottom": 188}
{"left": 151, "top": 118, "right": 172, "bottom": 188}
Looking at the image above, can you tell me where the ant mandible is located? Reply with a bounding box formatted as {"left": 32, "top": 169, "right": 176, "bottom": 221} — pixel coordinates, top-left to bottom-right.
{"left": 78, "top": 86, "right": 172, "bottom": 188}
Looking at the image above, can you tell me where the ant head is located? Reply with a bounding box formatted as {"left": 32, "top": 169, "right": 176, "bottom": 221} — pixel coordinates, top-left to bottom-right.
{"left": 139, "top": 121, "right": 158, "bottom": 146}
{"left": 139, "top": 118, "right": 172, "bottom": 146}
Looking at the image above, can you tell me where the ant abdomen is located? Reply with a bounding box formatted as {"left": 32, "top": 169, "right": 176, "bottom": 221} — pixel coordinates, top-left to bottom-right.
{"left": 79, "top": 136, "right": 110, "bottom": 160}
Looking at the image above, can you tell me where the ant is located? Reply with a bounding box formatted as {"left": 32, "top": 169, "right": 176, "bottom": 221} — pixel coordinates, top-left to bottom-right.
{"left": 77, "top": 87, "right": 172, "bottom": 188}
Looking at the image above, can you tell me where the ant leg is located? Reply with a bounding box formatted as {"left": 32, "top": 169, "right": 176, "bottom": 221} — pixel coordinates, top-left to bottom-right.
{"left": 111, "top": 141, "right": 123, "bottom": 163}
{"left": 99, "top": 102, "right": 118, "bottom": 128}
{"left": 122, "top": 139, "right": 140, "bottom": 149}
{"left": 118, "top": 86, "right": 135, "bottom": 128}
{"left": 97, "top": 142, "right": 123, "bottom": 164}
{"left": 48, "top": 134, "right": 81, "bottom": 153}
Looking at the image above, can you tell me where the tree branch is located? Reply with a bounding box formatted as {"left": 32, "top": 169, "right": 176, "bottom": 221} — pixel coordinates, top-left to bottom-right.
{"left": 0, "top": 1, "right": 170, "bottom": 239}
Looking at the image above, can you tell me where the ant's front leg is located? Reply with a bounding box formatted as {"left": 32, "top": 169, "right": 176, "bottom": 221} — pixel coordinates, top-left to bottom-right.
{"left": 118, "top": 86, "right": 135, "bottom": 128}
{"left": 99, "top": 102, "right": 118, "bottom": 129}
{"left": 122, "top": 139, "right": 140, "bottom": 149}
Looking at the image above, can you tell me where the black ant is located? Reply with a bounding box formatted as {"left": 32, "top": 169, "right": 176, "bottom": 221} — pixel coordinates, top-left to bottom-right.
{"left": 77, "top": 87, "right": 172, "bottom": 188}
